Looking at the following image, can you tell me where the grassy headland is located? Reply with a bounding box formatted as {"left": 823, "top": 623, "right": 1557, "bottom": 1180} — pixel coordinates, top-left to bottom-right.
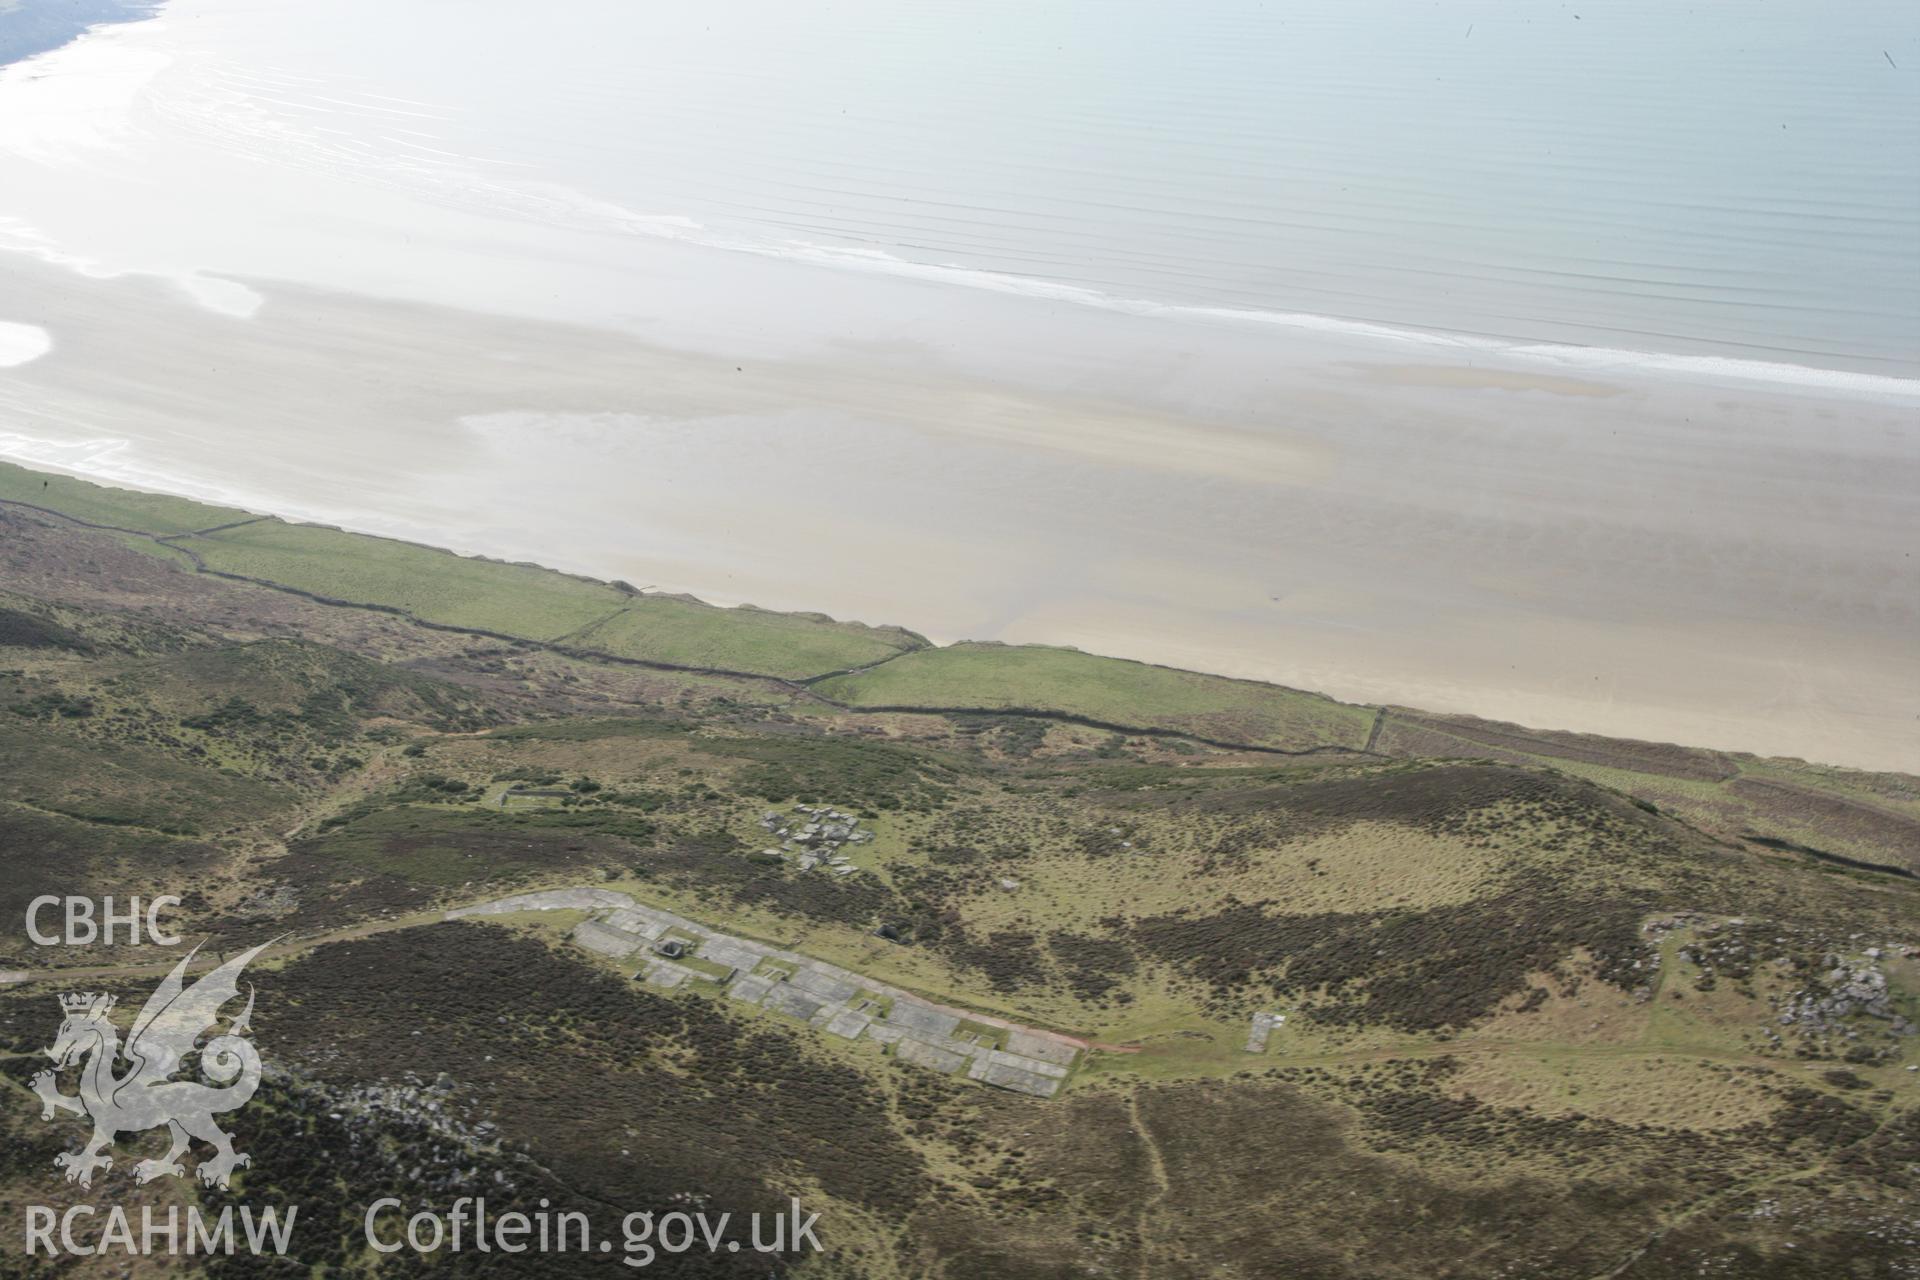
{"left": 1, "top": 458, "right": 1916, "bottom": 1277}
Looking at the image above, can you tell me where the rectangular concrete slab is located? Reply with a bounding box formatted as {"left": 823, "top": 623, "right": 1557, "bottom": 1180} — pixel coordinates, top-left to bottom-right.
{"left": 1245, "top": 1011, "right": 1285, "bottom": 1053}
{"left": 764, "top": 985, "right": 828, "bottom": 1022}
{"left": 727, "top": 975, "right": 775, "bottom": 1005}
{"left": 969, "top": 1056, "right": 1065, "bottom": 1097}
{"left": 896, "top": 1035, "right": 970, "bottom": 1074}
{"left": 1005, "top": 1029, "right": 1080, "bottom": 1067}
{"left": 574, "top": 921, "right": 644, "bottom": 958}
{"left": 643, "top": 961, "right": 691, "bottom": 989}
{"left": 790, "top": 965, "right": 863, "bottom": 1003}
{"left": 978, "top": 1049, "right": 1069, "bottom": 1079}
{"left": 606, "top": 908, "right": 667, "bottom": 940}
{"left": 449, "top": 888, "right": 634, "bottom": 919}
{"left": 701, "top": 940, "right": 771, "bottom": 972}
{"left": 825, "top": 1009, "right": 873, "bottom": 1040}
{"left": 886, "top": 1002, "right": 962, "bottom": 1039}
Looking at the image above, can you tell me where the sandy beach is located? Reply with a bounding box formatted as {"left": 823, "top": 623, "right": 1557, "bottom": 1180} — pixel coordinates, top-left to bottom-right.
{"left": 0, "top": 0, "right": 1915, "bottom": 773}
{"left": 2, "top": 249, "right": 1915, "bottom": 773}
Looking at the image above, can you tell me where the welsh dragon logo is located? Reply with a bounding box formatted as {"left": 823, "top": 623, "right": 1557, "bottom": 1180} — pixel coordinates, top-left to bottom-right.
{"left": 32, "top": 942, "right": 270, "bottom": 1190}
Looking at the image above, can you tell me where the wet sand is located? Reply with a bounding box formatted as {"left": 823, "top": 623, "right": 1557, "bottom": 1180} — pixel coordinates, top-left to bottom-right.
{"left": 1, "top": 253, "right": 1914, "bottom": 774}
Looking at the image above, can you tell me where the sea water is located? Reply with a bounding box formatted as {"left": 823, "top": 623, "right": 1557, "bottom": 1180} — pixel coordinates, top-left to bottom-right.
{"left": 0, "top": 0, "right": 1915, "bottom": 383}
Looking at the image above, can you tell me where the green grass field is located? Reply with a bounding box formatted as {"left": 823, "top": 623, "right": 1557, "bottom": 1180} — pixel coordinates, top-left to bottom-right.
{"left": 815, "top": 641, "right": 1376, "bottom": 751}
{"left": 183, "top": 519, "right": 921, "bottom": 677}
{"left": 582, "top": 598, "right": 922, "bottom": 679}
{"left": 0, "top": 466, "right": 928, "bottom": 679}
{"left": 190, "top": 519, "right": 625, "bottom": 639}
{"left": 0, "top": 462, "right": 245, "bottom": 536}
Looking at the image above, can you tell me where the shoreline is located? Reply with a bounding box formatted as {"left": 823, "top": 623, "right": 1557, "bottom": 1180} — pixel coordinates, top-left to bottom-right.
{"left": 4, "top": 252, "right": 1914, "bottom": 775}
{"left": 4, "top": 427, "right": 1914, "bottom": 779}
{"left": 2, "top": 248, "right": 1914, "bottom": 774}
{"left": 0, "top": 97, "right": 1912, "bottom": 778}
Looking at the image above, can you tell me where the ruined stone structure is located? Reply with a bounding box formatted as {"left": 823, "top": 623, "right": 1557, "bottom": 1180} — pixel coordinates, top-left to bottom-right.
{"left": 450, "top": 889, "right": 1083, "bottom": 1097}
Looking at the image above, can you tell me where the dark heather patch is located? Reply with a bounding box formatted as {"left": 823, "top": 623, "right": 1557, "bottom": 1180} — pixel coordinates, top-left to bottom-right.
{"left": 196, "top": 1072, "right": 808, "bottom": 1277}
{"left": 1829, "top": 1105, "right": 1920, "bottom": 1191}
{"left": 1132, "top": 874, "right": 1651, "bottom": 1029}
{"left": 942, "top": 929, "right": 1048, "bottom": 995}
{"left": 1763, "top": 1087, "right": 1880, "bottom": 1153}
{"left": 232, "top": 810, "right": 635, "bottom": 938}
{"left": 1047, "top": 931, "right": 1138, "bottom": 1002}
{"left": 1174, "top": 761, "right": 1548, "bottom": 824}
{"left": 637, "top": 833, "right": 895, "bottom": 927}
{"left": 0, "top": 605, "right": 94, "bottom": 652}
{"left": 0, "top": 809, "right": 220, "bottom": 965}
{"left": 266, "top": 925, "right": 930, "bottom": 1224}
{"left": 1173, "top": 762, "right": 1670, "bottom": 850}
{"left": 690, "top": 733, "right": 956, "bottom": 811}
{"left": 1125, "top": 1078, "right": 1672, "bottom": 1279}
